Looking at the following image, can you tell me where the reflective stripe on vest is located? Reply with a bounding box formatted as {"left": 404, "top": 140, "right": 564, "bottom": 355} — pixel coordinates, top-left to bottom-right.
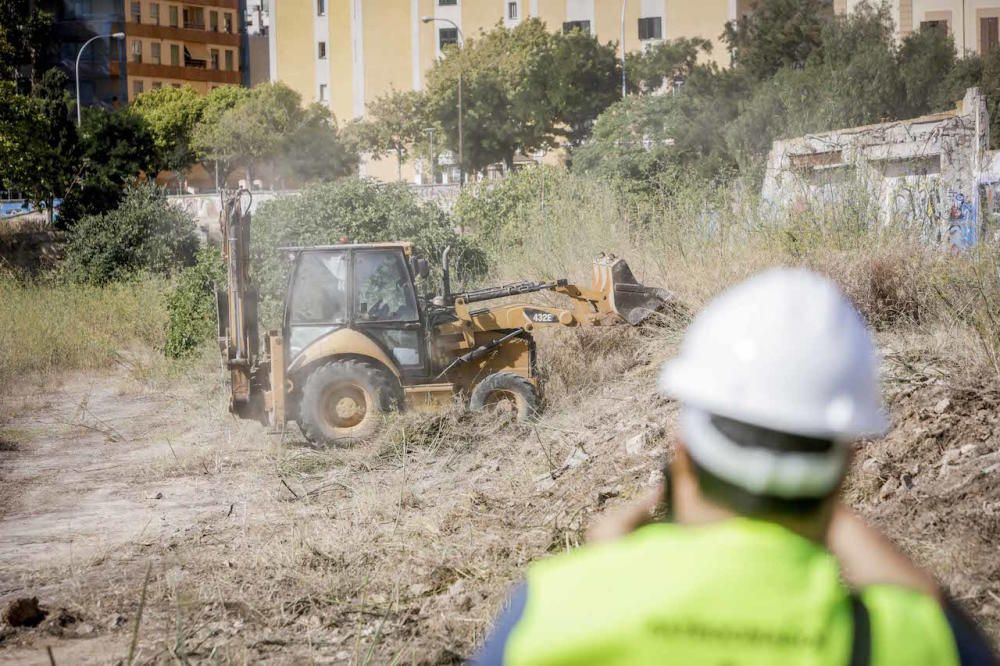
{"left": 504, "top": 519, "right": 958, "bottom": 666}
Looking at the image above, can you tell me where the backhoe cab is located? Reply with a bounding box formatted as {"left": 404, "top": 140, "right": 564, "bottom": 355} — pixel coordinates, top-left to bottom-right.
{"left": 217, "top": 190, "right": 673, "bottom": 445}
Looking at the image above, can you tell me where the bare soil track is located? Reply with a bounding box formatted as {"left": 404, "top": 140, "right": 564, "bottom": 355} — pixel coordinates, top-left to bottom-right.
{"left": 0, "top": 333, "right": 998, "bottom": 664}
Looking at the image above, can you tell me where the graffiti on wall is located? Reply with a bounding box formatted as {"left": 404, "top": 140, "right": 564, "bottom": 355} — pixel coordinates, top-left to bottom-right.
{"left": 946, "top": 191, "right": 977, "bottom": 250}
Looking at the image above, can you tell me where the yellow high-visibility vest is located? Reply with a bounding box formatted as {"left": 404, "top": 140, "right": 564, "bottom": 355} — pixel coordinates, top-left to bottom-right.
{"left": 505, "top": 518, "right": 958, "bottom": 666}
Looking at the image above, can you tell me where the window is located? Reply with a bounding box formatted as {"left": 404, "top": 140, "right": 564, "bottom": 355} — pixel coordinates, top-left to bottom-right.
{"left": 210, "top": 48, "right": 220, "bottom": 69}
{"left": 638, "top": 16, "right": 662, "bottom": 40}
{"left": 133, "top": 79, "right": 144, "bottom": 96}
{"left": 354, "top": 251, "right": 418, "bottom": 323}
{"left": 289, "top": 251, "right": 349, "bottom": 325}
{"left": 508, "top": 1, "right": 518, "bottom": 19}
{"left": 562, "top": 20, "right": 590, "bottom": 34}
{"left": 317, "top": 0, "right": 326, "bottom": 16}
{"left": 439, "top": 27, "right": 458, "bottom": 48}
{"left": 131, "top": 39, "right": 142, "bottom": 63}
{"left": 69, "top": 0, "right": 94, "bottom": 18}
{"left": 152, "top": 81, "right": 162, "bottom": 89}
{"left": 170, "top": 43, "right": 180, "bottom": 66}
{"left": 171, "top": 83, "right": 181, "bottom": 88}
{"left": 438, "top": 0, "right": 457, "bottom": 5}
{"left": 225, "top": 49, "right": 234, "bottom": 71}
{"left": 318, "top": 41, "right": 327, "bottom": 59}
{"left": 169, "top": 5, "right": 178, "bottom": 27}
{"left": 150, "top": 2, "right": 160, "bottom": 24}
{"left": 920, "top": 20, "right": 948, "bottom": 35}
{"left": 130, "top": 1, "right": 141, "bottom": 22}
{"left": 150, "top": 42, "right": 161, "bottom": 64}
{"left": 210, "top": 10, "right": 218, "bottom": 31}
{"left": 982, "top": 17, "right": 999, "bottom": 54}
{"left": 224, "top": 13, "right": 233, "bottom": 32}
{"left": 319, "top": 83, "right": 328, "bottom": 101}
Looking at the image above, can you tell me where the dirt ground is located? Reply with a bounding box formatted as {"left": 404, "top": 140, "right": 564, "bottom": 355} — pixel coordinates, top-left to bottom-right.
{"left": 0, "top": 331, "right": 998, "bottom": 664}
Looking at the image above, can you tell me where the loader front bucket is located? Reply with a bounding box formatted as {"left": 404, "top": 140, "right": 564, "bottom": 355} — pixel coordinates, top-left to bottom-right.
{"left": 593, "top": 254, "right": 675, "bottom": 325}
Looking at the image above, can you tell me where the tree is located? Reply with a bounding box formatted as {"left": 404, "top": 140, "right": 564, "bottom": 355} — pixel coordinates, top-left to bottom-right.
{"left": 546, "top": 29, "right": 620, "bottom": 146}
{"left": 0, "top": 70, "right": 80, "bottom": 224}
{"left": 188, "top": 84, "right": 251, "bottom": 179}
{"left": 64, "top": 182, "right": 198, "bottom": 285}
{"left": 61, "top": 107, "right": 159, "bottom": 223}
{"left": 350, "top": 89, "right": 428, "bottom": 180}
{"left": 425, "top": 19, "right": 559, "bottom": 173}
{"left": 278, "top": 103, "right": 359, "bottom": 183}
{"left": 897, "top": 26, "right": 960, "bottom": 117}
{"left": 0, "top": 0, "right": 53, "bottom": 88}
{"left": 722, "top": 0, "right": 827, "bottom": 79}
{"left": 130, "top": 85, "right": 207, "bottom": 173}
{"left": 625, "top": 37, "right": 712, "bottom": 92}
{"left": 192, "top": 82, "right": 302, "bottom": 182}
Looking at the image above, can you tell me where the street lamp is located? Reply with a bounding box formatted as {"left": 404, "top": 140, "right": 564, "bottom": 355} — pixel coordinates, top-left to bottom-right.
{"left": 423, "top": 127, "right": 436, "bottom": 184}
{"left": 422, "top": 16, "right": 464, "bottom": 186}
{"left": 619, "top": 0, "right": 627, "bottom": 98}
{"left": 75, "top": 31, "right": 126, "bottom": 126}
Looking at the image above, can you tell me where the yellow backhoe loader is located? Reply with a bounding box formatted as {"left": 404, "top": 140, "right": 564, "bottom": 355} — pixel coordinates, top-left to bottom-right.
{"left": 218, "top": 190, "right": 673, "bottom": 444}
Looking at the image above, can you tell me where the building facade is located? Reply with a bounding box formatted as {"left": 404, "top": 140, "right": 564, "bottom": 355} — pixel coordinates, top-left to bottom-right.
{"left": 838, "top": 0, "right": 1000, "bottom": 54}
{"left": 43, "top": 0, "right": 245, "bottom": 107}
{"left": 271, "top": 0, "right": 752, "bottom": 129}
{"left": 117, "top": 0, "right": 243, "bottom": 100}
{"left": 270, "top": 0, "right": 758, "bottom": 180}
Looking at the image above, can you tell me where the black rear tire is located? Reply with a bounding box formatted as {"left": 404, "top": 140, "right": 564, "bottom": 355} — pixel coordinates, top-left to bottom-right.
{"left": 298, "top": 360, "right": 399, "bottom": 445}
{"left": 469, "top": 372, "right": 541, "bottom": 422}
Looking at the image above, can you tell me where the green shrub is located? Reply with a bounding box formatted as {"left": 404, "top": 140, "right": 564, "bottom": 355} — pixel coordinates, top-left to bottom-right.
{"left": 64, "top": 182, "right": 198, "bottom": 285}
{"left": 251, "top": 177, "right": 486, "bottom": 326}
{"left": 165, "top": 247, "right": 225, "bottom": 359}
{"left": 453, "top": 165, "right": 569, "bottom": 240}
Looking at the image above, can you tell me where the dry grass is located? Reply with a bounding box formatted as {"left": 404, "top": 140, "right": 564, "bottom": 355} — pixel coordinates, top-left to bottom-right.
{"left": 3, "top": 174, "right": 1000, "bottom": 662}
{"left": 0, "top": 275, "right": 169, "bottom": 391}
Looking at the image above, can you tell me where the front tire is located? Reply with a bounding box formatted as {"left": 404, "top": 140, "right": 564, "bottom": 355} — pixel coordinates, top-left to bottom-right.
{"left": 469, "top": 372, "right": 541, "bottom": 422}
{"left": 298, "top": 360, "right": 398, "bottom": 444}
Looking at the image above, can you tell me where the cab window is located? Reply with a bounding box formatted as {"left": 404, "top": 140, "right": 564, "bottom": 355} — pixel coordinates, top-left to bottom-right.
{"left": 354, "top": 250, "right": 418, "bottom": 322}
{"left": 289, "top": 251, "right": 349, "bottom": 324}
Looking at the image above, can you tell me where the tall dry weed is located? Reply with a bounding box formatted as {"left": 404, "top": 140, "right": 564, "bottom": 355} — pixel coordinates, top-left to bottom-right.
{"left": 0, "top": 275, "right": 169, "bottom": 390}
{"left": 482, "top": 171, "right": 1000, "bottom": 381}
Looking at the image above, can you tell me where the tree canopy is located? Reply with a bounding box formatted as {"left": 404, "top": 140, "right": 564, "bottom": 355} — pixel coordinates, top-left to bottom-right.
{"left": 424, "top": 18, "right": 621, "bottom": 173}
{"left": 349, "top": 89, "right": 428, "bottom": 180}
{"left": 576, "top": 0, "right": 1000, "bottom": 187}
{"left": 130, "top": 85, "right": 207, "bottom": 173}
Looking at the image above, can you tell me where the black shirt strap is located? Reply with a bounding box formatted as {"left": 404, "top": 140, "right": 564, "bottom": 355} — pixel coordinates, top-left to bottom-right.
{"left": 849, "top": 593, "right": 871, "bottom": 666}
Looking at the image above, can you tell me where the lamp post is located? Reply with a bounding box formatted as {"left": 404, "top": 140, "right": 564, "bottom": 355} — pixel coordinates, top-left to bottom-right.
{"left": 620, "top": 0, "right": 627, "bottom": 98}
{"left": 424, "top": 126, "right": 436, "bottom": 184}
{"left": 422, "top": 16, "right": 464, "bottom": 186}
{"left": 75, "top": 32, "right": 126, "bottom": 125}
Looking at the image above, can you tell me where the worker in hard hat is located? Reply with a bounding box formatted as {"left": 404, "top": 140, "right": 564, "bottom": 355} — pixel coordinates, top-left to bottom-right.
{"left": 472, "top": 268, "right": 997, "bottom": 666}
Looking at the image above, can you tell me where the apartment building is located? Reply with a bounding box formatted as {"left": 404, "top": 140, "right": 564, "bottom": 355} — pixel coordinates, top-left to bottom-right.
{"left": 838, "top": 0, "right": 1000, "bottom": 54}
{"left": 43, "top": 0, "right": 244, "bottom": 107}
{"left": 118, "top": 0, "right": 242, "bottom": 100}
{"left": 271, "top": 0, "right": 754, "bottom": 129}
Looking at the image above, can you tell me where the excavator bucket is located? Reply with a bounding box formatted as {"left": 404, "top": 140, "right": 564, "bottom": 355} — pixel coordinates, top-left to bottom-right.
{"left": 593, "top": 254, "right": 675, "bottom": 325}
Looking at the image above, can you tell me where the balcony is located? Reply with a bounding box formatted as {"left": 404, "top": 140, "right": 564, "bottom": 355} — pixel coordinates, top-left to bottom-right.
{"left": 185, "top": 57, "right": 207, "bottom": 69}
{"left": 110, "top": 61, "right": 240, "bottom": 85}
{"left": 184, "top": 19, "right": 206, "bottom": 30}
{"left": 121, "top": 22, "right": 240, "bottom": 47}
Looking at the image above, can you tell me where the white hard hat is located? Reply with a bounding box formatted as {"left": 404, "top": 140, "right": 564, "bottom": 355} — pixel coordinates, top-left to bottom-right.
{"left": 659, "top": 268, "right": 889, "bottom": 498}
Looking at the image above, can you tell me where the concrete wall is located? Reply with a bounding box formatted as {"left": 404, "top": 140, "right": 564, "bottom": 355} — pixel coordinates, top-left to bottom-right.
{"left": 761, "top": 88, "right": 991, "bottom": 250}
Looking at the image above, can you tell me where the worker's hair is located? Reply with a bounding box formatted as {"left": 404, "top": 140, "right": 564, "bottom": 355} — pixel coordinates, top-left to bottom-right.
{"left": 689, "top": 414, "right": 839, "bottom": 517}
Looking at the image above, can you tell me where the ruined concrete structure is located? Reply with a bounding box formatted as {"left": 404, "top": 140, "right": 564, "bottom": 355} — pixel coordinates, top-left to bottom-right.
{"left": 762, "top": 88, "right": 998, "bottom": 250}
